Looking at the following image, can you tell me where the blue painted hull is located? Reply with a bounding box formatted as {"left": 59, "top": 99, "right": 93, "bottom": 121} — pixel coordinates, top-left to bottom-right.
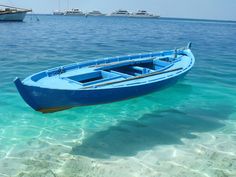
{"left": 14, "top": 72, "right": 185, "bottom": 113}
{"left": 14, "top": 44, "right": 194, "bottom": 113}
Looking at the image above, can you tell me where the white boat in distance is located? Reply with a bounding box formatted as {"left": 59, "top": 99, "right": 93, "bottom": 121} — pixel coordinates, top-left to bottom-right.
{"left": 130, "top": 10, "right": 160, "bottom": 18}
{"left": 110, "top": 10, "right": 130, "bottom": 17}
{"left": 0, "top": 4, "right": 31, "bottom": 21}
{"left": 87, "top": 10, "right": 105, "bottom": 16}
{"left": 64, "top": 8, "right": 85, "bottom": 16}
{"left": 53, "top": 0, "right": 64, "bottom": 15}
{"left": 53, "top": 10, "right": 64, "bottom": 15}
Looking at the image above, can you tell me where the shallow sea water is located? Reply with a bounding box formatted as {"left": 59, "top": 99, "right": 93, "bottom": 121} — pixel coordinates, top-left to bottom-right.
{"left": 0, "top": 15, "right": 236, "bottom": 177}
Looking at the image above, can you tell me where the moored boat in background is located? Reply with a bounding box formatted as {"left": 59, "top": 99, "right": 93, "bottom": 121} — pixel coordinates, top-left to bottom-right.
{"left": 64, "top": 8, "right": 85, "bottom": 16}
{"left": 14, "top": 43, "right": 194, "bottom": 113}
{"left": 53, "top": 10, "right": 64, "bottom": 15}
{"left": 110, "top": 10, "right": 130, "bottom": 17}
{"left": 0, "top": 4, "right": 31, "bottom": 21}
{"left": 130, "top": 10, "right": 160, "bottom": 18}
{"left": 53, "top": 0, "right": 64, "bottom": 15}
{"left": 87, "top": 10, "right": 105, "bottom": 16}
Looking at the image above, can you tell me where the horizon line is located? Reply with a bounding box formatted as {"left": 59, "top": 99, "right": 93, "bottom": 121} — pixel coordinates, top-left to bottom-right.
{"left": 27, "top": 14, "right": 236, "bottom": 23}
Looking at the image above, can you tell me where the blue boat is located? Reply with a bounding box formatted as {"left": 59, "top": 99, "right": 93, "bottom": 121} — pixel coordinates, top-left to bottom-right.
{"left": 14, "top": 43, "right": 195, "bottom": 113}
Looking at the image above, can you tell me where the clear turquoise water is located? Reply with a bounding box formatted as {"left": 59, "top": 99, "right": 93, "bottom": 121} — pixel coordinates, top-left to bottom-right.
{"left": 0, "top": 15, "right": 236, "bottom": 176}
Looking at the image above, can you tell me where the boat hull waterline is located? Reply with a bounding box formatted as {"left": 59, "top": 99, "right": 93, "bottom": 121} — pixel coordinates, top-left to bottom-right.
{"left": 14, "top": 44, "right": 195, "bottom": 113}
{"left": 0, "top": 11, "right": 27, "bottom": 21}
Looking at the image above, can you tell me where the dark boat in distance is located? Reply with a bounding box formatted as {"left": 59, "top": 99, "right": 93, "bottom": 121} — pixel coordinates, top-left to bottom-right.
{"left": 14, "top": 43, "right": 195, "bottom": 113}
{"left": 0, "top": 4, "right": 31, "bottom": 21}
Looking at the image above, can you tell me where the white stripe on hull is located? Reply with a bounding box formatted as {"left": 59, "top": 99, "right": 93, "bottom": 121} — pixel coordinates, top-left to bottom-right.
{"left": 0, "top": 12, "right": 27, "bottom": 21}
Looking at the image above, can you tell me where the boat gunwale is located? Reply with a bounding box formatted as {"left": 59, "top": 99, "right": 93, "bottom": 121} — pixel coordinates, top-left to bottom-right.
{"left": 22, "top": 48, "right": 194, "bottom": 90}
{"left": 23, "top": 49, "right": 178, "bottom": 79}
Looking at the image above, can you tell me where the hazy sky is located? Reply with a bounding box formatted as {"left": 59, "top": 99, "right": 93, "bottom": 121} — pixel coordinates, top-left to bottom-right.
{"left": 1, "top": 0, "right": 236, "bottom": 21}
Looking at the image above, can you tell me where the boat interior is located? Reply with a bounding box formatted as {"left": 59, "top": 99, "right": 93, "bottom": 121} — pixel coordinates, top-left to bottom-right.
{"left": 67, "top": 56, "right": 178, "bottom": 86}
{"left": 28, "top": 52, "right": 187, "bottom": 89}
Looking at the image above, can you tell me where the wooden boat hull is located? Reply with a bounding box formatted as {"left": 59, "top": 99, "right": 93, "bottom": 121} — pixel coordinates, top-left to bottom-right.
{"left": 14, "top": 44, "right": 195, "bottom": 113}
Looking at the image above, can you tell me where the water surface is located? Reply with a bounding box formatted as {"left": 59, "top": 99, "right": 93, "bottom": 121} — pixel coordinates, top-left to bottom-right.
{"left": 0, "top": 15, "right": 236, "bottom": 177}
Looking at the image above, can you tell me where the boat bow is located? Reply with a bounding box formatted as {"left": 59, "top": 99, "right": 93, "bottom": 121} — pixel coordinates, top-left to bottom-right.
{"left": 14, "top": 77, "right": 39, "bottom": 111}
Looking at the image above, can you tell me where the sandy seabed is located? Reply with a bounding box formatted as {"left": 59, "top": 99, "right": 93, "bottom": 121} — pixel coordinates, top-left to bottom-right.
{"left": 0, "top": 117, "right": 235, "bottom": 177}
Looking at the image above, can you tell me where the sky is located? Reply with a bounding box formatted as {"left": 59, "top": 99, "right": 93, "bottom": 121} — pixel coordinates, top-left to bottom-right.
{"left": 1, "top": 0, "right": 236, "bottom": 21}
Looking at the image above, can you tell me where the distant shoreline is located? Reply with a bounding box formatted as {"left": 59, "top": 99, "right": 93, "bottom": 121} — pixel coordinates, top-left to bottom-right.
{"left": 27, "top": 14, "right": 236, "bottom": 23}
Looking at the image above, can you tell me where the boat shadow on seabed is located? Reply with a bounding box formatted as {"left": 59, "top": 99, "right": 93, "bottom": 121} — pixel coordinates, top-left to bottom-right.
{"left": 71, "top": 103, "right": 234, "bottom": 159}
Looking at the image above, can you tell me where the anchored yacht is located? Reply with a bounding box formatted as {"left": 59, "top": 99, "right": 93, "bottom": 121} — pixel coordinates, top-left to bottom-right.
{"left": 53, "top": 0, "right": 64, "bottom": 15}
{"left": 64, "top": 9, "right": 85, "bottom": 16}
{"left": 110, "top": 10, "right": 130, "bottom": 17}
{"left": 87, "top": 10, "right": 105, "bottom": 16}
{"left": 53, "top": 10, "right": 64, "bottom": 15}
{"left": 130, "top": 10, "right": 160, "bottom": 18}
